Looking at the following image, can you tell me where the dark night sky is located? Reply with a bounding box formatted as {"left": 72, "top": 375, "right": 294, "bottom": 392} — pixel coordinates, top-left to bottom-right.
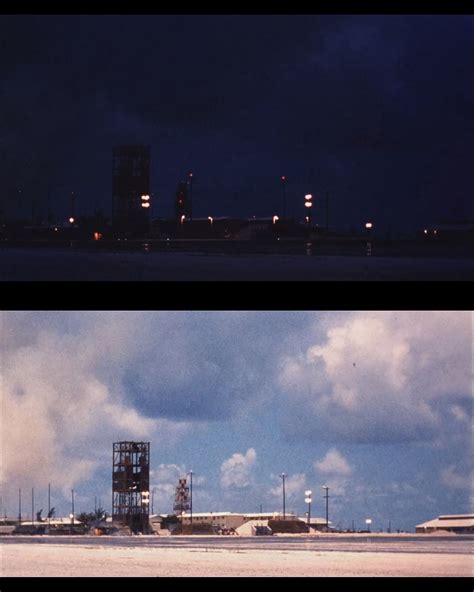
{"left": 1, "top": 14, "right": 473, "bottom": 234}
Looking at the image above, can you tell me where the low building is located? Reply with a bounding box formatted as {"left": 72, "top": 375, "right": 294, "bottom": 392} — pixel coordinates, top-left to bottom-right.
{"left": 179, "top": 512, "right": 245, "bottom": 531}
{"left": 178, "top": 511, "right": 299, "bottom": 533}
{"left": 415, "top": 514, "right": 474, "bottom": 534}
{"left": 243, "top": 512, "right": 298, "bottom": 524}
{"left": 299, "top": 517, "right": 333, "bottom": 532}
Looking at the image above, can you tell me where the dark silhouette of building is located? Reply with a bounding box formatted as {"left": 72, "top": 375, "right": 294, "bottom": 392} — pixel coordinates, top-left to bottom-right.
{"left": 112, "top": 441, "right": 150, "bottom": 533}
{"left": 112, "top": 146, "right": 150, "bottom": 236}
{"left": 175, "top": 181, "right": 191, "bottom": 222}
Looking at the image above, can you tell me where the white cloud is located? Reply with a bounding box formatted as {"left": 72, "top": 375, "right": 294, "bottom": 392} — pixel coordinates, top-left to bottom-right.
{"left": 279, "top": 311, "right": 472, "bottom": 444}
{"left": 314, "top": 449, "right": 353, "bottom": 476}
{"left": 220, "top": 448, "right": 256, "bottom": 489}
{"left": 1, "top": 313, "right": 190, "bottom": 499}
{"left": 440, "top": 465, "right": 472, "bottom": 491}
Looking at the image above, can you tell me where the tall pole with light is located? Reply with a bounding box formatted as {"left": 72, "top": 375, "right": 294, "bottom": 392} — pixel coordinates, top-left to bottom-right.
{"left": 304, "top": 194, "right": 313, "bottom": 225}
{"left": 280, "top": 473, "right": 286, "bottom": 520}
{"left": 189, "top": 470, "right": 193, "bottom": 533}
{"left": 281, "top": 176, "right": 287, "bottom": 219}
{"left": 304, "top": 490, "right": 312, "bottom": 527}
{"left": 18, "top": 488, "right": 21, "bottom": 525}
{"left": 141, "top": 194, "right": 151, "bottom": 236}
{"left": 48, "top": 483, "right": 51, "bottom": 532}
{"left": 365, "top": 222, "right": 373, "bottom": 257}
{"left": 71, "top": 488, "right": 75, "bottom": 533}
{"left": 322, "top": 485, "right": 329, "bottom": 532}
{"left": 188, "top": 172, "right": 193, "bottom": 220}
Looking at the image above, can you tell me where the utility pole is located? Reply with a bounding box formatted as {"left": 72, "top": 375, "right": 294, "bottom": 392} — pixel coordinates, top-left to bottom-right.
{"left": 280, "top": 473, "right": 286, "bottom": 520}
{"left": 48, "top": 483, "right": 51, "bottom": 531}
{"left": 326, "top": 191, "right": 329, "bottom": 234}
{"left": 189, "top": 470, "right": 193, "bottom": 534}
{"left": 322, "top": 485, "right": 329, "bottom": 532}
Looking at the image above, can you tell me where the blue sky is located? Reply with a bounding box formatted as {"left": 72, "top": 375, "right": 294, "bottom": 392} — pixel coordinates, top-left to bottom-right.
{"left": 1, "top": 311, "right": 472, "bottom": 531}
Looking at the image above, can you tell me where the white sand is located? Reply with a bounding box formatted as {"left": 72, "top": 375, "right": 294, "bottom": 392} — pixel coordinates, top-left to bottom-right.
{"left": 1, "top": 542, "right": 472, "bottom": 577}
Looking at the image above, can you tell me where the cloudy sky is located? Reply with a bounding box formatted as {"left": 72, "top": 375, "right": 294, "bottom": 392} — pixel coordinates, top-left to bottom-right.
{"left": 1, "top": 311, "right": 472, "bottom": 531}
{"left": 1, "top": 14, "right": 473, "bottom": 233}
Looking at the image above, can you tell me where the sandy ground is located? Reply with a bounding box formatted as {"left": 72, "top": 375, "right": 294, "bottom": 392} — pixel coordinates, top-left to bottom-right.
{"left": 1, "top": 541, "right": 472, "bottom": 577}
{"left": 1, "top": 247, "right": 473, "bottom": 280}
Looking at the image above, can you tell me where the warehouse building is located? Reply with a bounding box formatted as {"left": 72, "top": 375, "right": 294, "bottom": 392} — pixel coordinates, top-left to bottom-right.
{"left": 415, "top": 514, "right": 474, "bottom": 534}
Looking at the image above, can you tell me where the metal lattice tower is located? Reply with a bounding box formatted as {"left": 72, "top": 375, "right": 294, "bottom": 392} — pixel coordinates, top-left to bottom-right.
{"left": 112, "top": 145, "right": 151, "bottom": 236}
{"left": 173, "top": 478, "right": 190, "bottom": 514}
{"left": 112, "top": 441, "right": 150, "bottom": 533}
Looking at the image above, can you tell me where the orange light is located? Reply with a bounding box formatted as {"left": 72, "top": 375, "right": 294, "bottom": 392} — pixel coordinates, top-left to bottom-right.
{"left": 94, "top": 232, "right": 102, "bottom": 241}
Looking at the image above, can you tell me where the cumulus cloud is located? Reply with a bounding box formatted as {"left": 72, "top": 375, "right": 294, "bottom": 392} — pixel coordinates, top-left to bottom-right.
{"left": 279, "top": 311, "right": 472, "bottom": 444}
{"left": 1, "top": 312, "right": 190, "bottom": 500}
{"left": 220, "top": 448, "right": 257, "bottom": 489}
{"left": 314, "top": 449, "right": 353, "bottom": 476}
{"left": 440, "top": 466, "right": 472, "bottom": 491}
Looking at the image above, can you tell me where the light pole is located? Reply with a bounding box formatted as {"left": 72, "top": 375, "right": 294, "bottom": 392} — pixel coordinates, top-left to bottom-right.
{"left": 365, "top": 518, "right": 372, "bottom": 533}
{"left": 141, "top": 194, "right": 151, "bottom": 236}
{"left": 280, "top": 473, "right": 286, "bottom": 520}
{"left": 365, "top": 222, "right": 373, "bottom": 256}
{"left": 304, "top": 194, "right": 313, "bottom": 225}
{"left": 325, "top": 191, "right": 329, "bottom": 234}
{"left": 188, "top": 172, "right": 193, "bottom": 220}
{"left": 304, "top": 490, "right": 312, "bottom": 527}
{"left": 189, "top": 470, "right": 193, "bottom": 533}
{"left": 71, "top": 489, "right": 75, "bottom": 533}
{"left": 18, "top": 488, "right": 21, "bottom": 525}
{"left": 31, "top": 487, "right": 34, "bottom": 527}
{"left": 48, "top": 483, "right": 51, "bottom": 532}
{"left": 273, "top": 215, "right": 279, "bottom": 225}
{"left": 322, "top": 485, "right": 329, "bottom": 532}
{"left": 281, "top": 175, "right": 287, "bottom": 219}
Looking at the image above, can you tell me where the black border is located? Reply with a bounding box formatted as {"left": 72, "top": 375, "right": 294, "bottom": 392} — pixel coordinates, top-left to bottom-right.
{"left": 1, "top": 280, "right": 471, "bottom": 310}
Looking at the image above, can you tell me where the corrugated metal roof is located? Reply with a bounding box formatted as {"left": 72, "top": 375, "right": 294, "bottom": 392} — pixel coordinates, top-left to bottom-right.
{"left": 416, "top": 515, "right": 474, "bottom": 529}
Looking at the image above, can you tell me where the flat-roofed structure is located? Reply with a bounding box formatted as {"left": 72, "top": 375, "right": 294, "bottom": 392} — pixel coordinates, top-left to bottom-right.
{"left": 416, "top": 514, "right": 474, "bottom": 534}
{"left": 179, "top": 512, "right": 244, "bottom": 531}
